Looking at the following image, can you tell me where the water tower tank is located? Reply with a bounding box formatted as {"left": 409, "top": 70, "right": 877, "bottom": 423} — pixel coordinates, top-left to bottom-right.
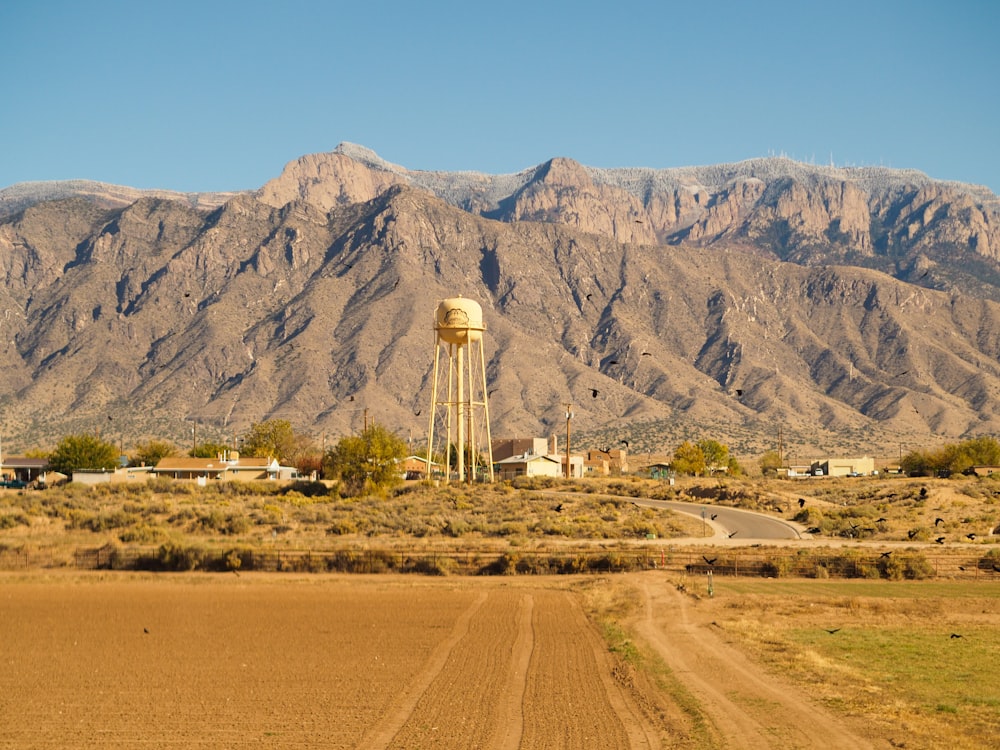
{"left": 435, "top": 296, "right": 484, "bottom": 344}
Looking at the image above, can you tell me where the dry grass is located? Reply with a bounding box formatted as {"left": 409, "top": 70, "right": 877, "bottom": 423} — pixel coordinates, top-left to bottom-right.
{"left": 708, "top": 580, "right": 1000, "bottom": 749}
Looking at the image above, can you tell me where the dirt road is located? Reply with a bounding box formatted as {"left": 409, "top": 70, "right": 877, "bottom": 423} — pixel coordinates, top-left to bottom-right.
{"left": 629, "top": 572, "right": 874, "bottom": 749}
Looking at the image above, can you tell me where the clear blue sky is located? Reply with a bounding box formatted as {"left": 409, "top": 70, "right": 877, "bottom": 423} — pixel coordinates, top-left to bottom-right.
{"left": 3, "top": 0, "right": 998, "bottom": 194}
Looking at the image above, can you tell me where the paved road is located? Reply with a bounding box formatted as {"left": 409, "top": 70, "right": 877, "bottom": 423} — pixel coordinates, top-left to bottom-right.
{"left": 634, "top": 499, "right": 803, "bottom": 541}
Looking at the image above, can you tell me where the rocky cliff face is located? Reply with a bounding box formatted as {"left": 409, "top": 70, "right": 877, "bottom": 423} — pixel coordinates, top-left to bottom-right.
{"left": 2, "top": 146, "right": 999, "bottom": 457}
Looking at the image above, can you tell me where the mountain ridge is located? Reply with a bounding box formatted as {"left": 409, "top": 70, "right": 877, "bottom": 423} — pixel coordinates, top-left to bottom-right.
{"left": 2, "top": 146, "right": 1000, "bottom": 461}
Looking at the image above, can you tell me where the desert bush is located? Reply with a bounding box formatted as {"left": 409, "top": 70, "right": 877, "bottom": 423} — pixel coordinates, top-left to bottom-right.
{"left": 118, "top": 523, "right": 167, "bottom": 544}
{"left": 194, "top": 509, "right": 250, "bottom": 535}
{"left": 0, "top": 512, "right": 30, "bottom": 529}
{"left": 155, "top": 542, "right": 207, "bottom": 571}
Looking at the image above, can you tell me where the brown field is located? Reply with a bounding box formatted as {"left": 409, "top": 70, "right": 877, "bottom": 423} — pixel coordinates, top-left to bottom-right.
{"left": 2, "top": 475, "right": 1000, "bottom": 748}
{"left": 4, "top": 571, "right": 997, "bottom": 749}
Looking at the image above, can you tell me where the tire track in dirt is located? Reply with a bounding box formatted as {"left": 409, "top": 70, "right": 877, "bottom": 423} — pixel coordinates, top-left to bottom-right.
{"left": 633, "top": 576, "right": 873, "bottom": 750}
{"left": 377, "top": 588, "right": 525, "bottom": 749}
{"left": 519, "top": 589, "right": 653, "bottom": 750}
{"left": 356, "top": 590, "right": 489, "bottom": 749}
{"left": 496, "top": 593, "right": 534, "bottom": 750}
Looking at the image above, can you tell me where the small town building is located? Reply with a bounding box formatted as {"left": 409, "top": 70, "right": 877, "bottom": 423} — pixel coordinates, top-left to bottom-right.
{"left": 494, "top": 453, "right": 562, "bottom": 481}
{"left": 398, "top": 455, "right": 443, "bottom": 480}
{"left": 153, "top": 455, "right": 280, "bottom": 482}
{"left": 0, "top": 456, "right": 49, "bottom": 483}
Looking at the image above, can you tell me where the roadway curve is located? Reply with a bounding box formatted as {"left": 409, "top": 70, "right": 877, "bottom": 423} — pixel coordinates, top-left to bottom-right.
{"left": 634, "top": 499, "right": 804, "bottom": 541}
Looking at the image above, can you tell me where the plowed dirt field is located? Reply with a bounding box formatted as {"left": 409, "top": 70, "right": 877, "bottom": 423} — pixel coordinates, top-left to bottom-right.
{"left": 0, "top": 572, "right": 874, "bottom": 749}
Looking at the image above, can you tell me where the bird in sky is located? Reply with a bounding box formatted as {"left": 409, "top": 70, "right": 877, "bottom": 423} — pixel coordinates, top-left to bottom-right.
{"left": 621, "top": 439, "right": 629, "bottom": 448}
{"left": 824, "top": 628, "right": 841, "bottom": 635}
{"left": 880, "top": 551, "right": 892, "bottom": 558}
{"left": 908, "top": 529, "right": 919, "bottom": 539}
{"left": 554, "top": 503, "right": 564, "bottom": 513}
{"left": 703, "top": 556, "right": 717, "bottom": 565}
{"left": 590, "top": 388, "right": 599, "bottom": 398}
{"left": 950, "top": 633, "right": 964, "bottom": 639}
{"left": 586, "top": 293, "right": 593, "bottom": 300}
{"left": 798, "top": 498, "right": 806, "bottom": 508}
{"left": 935, "top": 536, "right": 946, "bottom": 544}
{"left": 711, "top": 513, "right": 718, "bottom": 521}
{"left": 728, "top": 530, "right": 738, "bottom": 538}
{"left": 641, "top": 351, "right": 652, "bottom": 356}
{"left": 966, "top": 533, "right": 976, "bottom": 540}
{"left": 935, "top": 517, "right": 944, "bottom": 526}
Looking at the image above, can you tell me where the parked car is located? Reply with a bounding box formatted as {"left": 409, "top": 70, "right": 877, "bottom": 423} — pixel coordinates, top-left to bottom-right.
{"left": 0, "top": 479, "right": 27, "bottom": 489}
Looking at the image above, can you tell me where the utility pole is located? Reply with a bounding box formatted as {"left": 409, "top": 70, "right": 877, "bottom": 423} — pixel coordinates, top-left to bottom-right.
{"left": 564, "top": 403, "right": 574, "bottom": 479}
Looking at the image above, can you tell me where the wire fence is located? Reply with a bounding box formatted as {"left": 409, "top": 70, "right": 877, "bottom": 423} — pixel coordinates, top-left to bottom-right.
{"left": 2, "top": 544, "right": 999, "bottom": 580}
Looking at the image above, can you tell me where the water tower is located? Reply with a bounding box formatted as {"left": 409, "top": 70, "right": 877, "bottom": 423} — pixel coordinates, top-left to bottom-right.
{"left": 426, "top": 296, "right": 494, "bottom": 483}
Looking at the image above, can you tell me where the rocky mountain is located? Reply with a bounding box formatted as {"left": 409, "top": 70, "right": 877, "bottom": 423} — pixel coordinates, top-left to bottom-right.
{"left": 2, "top": 145, "right": 1000, "bottom": 460}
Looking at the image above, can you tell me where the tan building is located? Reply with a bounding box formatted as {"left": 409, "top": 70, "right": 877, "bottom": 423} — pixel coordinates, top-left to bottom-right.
{"left": 153, "top": 455, "right": 280, "bottom": 482}
{"left": 495, "top": 453, "right": 562, "bottom": 481}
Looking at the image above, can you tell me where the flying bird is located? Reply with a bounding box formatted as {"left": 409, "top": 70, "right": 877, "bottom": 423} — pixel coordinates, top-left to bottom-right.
{"left": 935, "top": 536, "right": 946, "bottom": 544}
{"left": 414, "top": 409, "right": 422, "bottom": 416}
{"left": 907, "top": 529, "right": 919, "bottom": 539}
{"left": 711, "top": 513, "right": 718, "bottom": 521}
{"left": 590, "top": 388, "right": 599, "bottom": 398}
{"left": 641, "top": 351, "right": 652, "bottom": 356}
{"left": 607, "top": 359, "right": 620, "bottom": 365}
{"left": 935, "top": 517, "right": 944, "bottom": 526}
{"left": 554, "top": 503, "right": 564, "bottom": 513}
{"left": 585, "top": 293, "right": 593, "bottom": 300}
{"left": 880, "top": 551, "right": 892, "bottom": 558}
{"left": 966, "top": 533, "right": 976, "bottom": 540}
{"left": 876, "top": 517, "right": 887, "bottom": 523}
{"left": 728, "top": 530, "right": 739, "bottom": 538}
{"left": 798, "top": 498, "right": 806, "bottom": 508}
{"left": 620, "top": 439, "right": 629, "bottom": 448}
{"left": 824, "top": 628, "right": 841, "bottom": 635}
{"left": 950, "top": 633, "right": 963, "bottom": 639}
{"left": 702, "top": 556, "right": 717, "bottom": 565}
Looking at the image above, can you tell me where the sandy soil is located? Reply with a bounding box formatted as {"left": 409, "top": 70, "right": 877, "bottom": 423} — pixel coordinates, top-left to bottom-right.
{"left": 0, "top": 571, "right": 891, "bottom": 749}
{"left": 628, "top": 571, "right": 875, "bottom": 749}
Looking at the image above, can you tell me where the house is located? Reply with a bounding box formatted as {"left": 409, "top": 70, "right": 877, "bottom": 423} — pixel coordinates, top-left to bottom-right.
{"left": 1, "top": 456, "right": 49, "bottom": 483}
{"left": 967, "top": 465, "right": 1000, "bottom": 477}
{"left": 495, "top": 453, "right": 562, "bottom": 481}
{"left": 398, "top": 455, "right": 443, "bottom": 480}
{"left": 584, "top": 448, "right": 629, "bottom": 476}
{"left": 153, "top": 455, "right": 280, "bottom": 482}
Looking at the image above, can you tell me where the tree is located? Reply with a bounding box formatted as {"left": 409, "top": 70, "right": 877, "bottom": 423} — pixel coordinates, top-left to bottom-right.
{"left": 698, "top": 439, "right": 730, "bottom": 473}
{"left": 324, "top": 424, "right": 407, "bottom": 495}
{"left": 48, "top": 434, "right": 120, "bottom": 475}
{"left": 759, "top": 450, "right": 782, "bottom": 476}
{"left": 189, "top": 441, "right": 232, "bottom": 459}
{"left": 240, "top": 419, "right": 299, "bottom": 464}
{"left": 132, "top": 440, "right": 177, "bottom": 467}
{"left": 670, "top": 440, "right": 706, "bottom": 476}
